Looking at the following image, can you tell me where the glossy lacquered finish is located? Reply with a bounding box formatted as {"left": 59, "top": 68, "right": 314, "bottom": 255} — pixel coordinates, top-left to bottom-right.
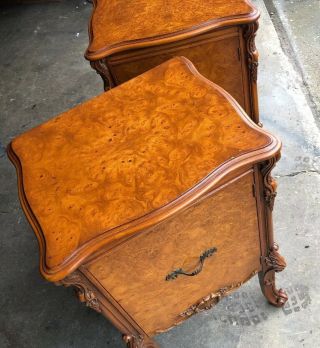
{"left": 86, "top": 0, "right": 260, "bottom": 124}
{"left": 85, "top": 172, "right": 261, "bottom": 335}
{"left": 86, "top": 0, "right": 257, "bottom": 57}
{"left": 8, "top": 58, "right": 287, "bottom": 348}
{"left": 9, "top": 57, "right": 269, "bottom": 277}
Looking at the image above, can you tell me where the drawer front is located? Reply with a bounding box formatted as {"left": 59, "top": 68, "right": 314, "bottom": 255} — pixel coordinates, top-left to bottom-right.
{"left": 84, "top": 172, "right": 261, "bottom": 335}
{"left": 109, "top": 28, "right": 247, "bottom": 112}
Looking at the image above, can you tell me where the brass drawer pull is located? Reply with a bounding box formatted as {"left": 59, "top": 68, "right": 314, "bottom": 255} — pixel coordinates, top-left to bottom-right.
{"left": 165, "top": 247, "right": 217, "bottom": 281}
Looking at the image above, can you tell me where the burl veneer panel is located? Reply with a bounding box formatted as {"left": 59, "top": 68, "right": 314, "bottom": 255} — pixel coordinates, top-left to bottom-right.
{"left": 110, "top": 29, "right": 246, "bottom": 108}
{"left": 88, "top": 0, "right": 253, "bottom": 53}
{"left": 10, "top": 58, "right": 269, "bottom": 269}
{"left": 85, "top": 172, "right": 261, "bottom": 335}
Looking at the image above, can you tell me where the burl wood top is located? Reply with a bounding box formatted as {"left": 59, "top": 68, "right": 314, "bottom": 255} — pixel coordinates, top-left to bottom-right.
{"left": 9, "top": 57, "right": 277, "bottom": 279}
{"left": 86, "top": 0, "right": 259, "bottom": 59}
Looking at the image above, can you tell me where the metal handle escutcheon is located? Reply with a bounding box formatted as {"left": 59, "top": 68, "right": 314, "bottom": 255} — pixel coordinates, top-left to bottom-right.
{"left": 165, "top": 247, "right": 217, "bottom": 281}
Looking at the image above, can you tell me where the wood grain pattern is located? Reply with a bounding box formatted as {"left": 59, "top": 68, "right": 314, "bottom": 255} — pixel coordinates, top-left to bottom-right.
{"left": 9, "top": 57, "right": 271, "bottom": 272}
{"left": 84, "top": 172, "right": 261, "bottom": 335}
{"left": 8, "top": 50, "right": 286, "bottom": 345}
{"left": 110, "top": 28, "right": 246, "bottom": 109}
{"left": 86, "top": 1, "right": 261, "bottom": 123}
{"left": 55, "top": 155, "right": 287, "bottom": 347}
{"left": 86, "top": 0, "right": 258, "bottom": 58}
{"left": 91, "top": 26, "right": 260, "bottom": 122}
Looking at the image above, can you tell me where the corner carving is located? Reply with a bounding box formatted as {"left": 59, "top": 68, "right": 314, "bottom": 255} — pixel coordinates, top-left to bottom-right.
{"left": 56, "top": 271, "right": 101, "bottom": 313}
{"left": 243, "top": 21, "right": 260, "bottom": 124}
{"left": 264, "top": 243, "right": 287, "bottom": 273}
{"left": 260, "top": 243, "right": 288, "bottom": 307}
{"left": 179, "top": 271, "right": 258, "bottom": 318}
{"left": 244, "top": 22, "right": 259, "bottom": 83}
{"left": 261, "top": 155, "right": 280, "bottom": 210}
{"left": 123, "top": 334, "right": 158, "bottom": 348}
{"left": 90, "top": 59, "right": 115, "bottom": 90}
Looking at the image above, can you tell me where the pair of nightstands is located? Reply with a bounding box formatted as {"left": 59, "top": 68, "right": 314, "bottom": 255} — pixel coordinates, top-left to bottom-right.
{"left": 8, "top": 2, "right": 287, "bottom": 348}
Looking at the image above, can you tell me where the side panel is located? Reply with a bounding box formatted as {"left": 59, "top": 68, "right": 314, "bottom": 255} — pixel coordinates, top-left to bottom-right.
{"left": 84, "top": 171, "right": 261, "bottom": 335}
{"left": 108, "top": 28, "right": 247, "bottom": 112}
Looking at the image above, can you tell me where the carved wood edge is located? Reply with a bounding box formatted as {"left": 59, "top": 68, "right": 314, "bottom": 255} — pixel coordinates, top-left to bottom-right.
{"left": 264, "top": 243, "right": 287, "bottom": 273}
{"left": 260, "top": 243, "right": 288, "bottom": 307}
{"left": 259, "top": 155, "right": 288, "bottom": 307}
{"left": 57, "top": 270, "right": 158, "bottom": 348}
{"left": 90, "top": 60, "right": 115, "bottom": 90}
{"left": 8, "top": 57, "right": 280, "bottom": 283}
{"left": 244, "top": 21, "right": 259, "bottom": 83}
{"left": 154, "top": 270, "right": 258, "bottom": 335}
{"left": 7, "top": 121, "right": 280, "bottom": 283}
{"left": 261, "top": 154, "right": 280, "bottom": 211}
{"left": 181, "top": 270, "right": 258, "bottom": 318}
{"left": 108, "top": 28, "right": 239, "bottom": 67}
{"left": 85, "top": 0, "right": 260, "bottom": 59}
{"left": 55, "top": 270, "right": 102, "bottom": 313}
{"left": 243, "top": 21, "right": 260, "bottom": 124}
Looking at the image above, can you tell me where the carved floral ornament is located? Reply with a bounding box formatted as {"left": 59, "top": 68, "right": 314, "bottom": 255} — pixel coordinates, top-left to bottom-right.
{"left": 179, "top": 270, "right": 258, "bottom": 318}
{"left": 265, "top": 243, "right": 287, "bottom": 273}
{"left": 262, "top": 243, "right": 288, "bottom": 306}
{"left": 261, "top": 156, "right": 281, "bottom": 210}
{"left": 244, "top": 22, "right": 259, "bottom": 83}
{"left": 90, "top": 59, "right": 115, "bottom": 90}
{"left": 56, "top": 271, "right": 101, "bottom": 313}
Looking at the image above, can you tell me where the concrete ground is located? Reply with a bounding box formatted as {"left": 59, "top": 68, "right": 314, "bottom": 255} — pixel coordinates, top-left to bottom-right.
{"left": 0, "top": 0, "right": 319, "bottom": 347}
{"left": 265, "top": 0, "right": 320, "bottom": 125}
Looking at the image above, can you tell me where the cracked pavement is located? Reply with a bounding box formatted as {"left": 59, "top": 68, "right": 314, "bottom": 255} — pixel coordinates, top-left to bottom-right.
{"left": 265, "top": 0, "right": 320, "bottom": 126}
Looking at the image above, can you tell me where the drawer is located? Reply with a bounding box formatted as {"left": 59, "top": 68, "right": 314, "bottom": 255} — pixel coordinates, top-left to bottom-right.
{"left": 84, "top": 171, "right": 261, "bottom": 335}
{"left": 109, "top": 27, "right": 246, "bottom": 111}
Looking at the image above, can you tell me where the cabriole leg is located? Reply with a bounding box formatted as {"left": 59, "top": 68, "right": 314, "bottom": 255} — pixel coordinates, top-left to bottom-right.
{"left": 259, "top": 243, "right": 288, "bottom": 307}
{"left": 57, "top": 271, "right": 158, "bottom": 348}
{"left": 258, "top": 157, "right": 288, "bottom": 307}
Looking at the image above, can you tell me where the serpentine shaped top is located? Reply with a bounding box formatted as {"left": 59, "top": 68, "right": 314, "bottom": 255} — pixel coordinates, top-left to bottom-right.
{"left": 8, "top": 57, "right": 277, "bottom": 280}
{"left": 86, "top": 0, "right": 259, "bottom": 58}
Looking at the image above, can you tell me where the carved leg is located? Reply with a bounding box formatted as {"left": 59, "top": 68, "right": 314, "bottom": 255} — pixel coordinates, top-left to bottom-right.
{"left": 56, "top": 271, "right": 102, "bottom": 313}
{"left": 90, "top": 59, "right": 115, "bottom": 91}
{"left": 243, "top": 21, "right": 260, "bottom": 125}
{"left": 259, "top": 243, "right": 288, "bottom": 307}
{"left": 258, "top": 157, "right": 288, "bottom": 307}
{"left": 123, "top": 334, "right": 159, "bottom": 348}
{"left": 57, "top": 271, "right": 158, "bottom": 348}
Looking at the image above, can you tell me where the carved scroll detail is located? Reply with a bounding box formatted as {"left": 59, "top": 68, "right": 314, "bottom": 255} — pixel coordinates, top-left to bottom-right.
{"left": 243, "top": 21, "right": 260, "bottom": 124}
{"left": 179, "top": 270, "right": 258, "bottom": 318}
{"left": 259, "top": 155, "right": 288, "bottom": 307}
{"left": 123, "top": 334, "right": 158, "bottom": 348}
{"left": 56, "top": 271, "right": 101, "bottom": 313}
{"left": 261, "top": 243, "right": 288, "bottom": 307}
{"left": 261, "top": 156, "right": 280, "bottom": 210}
{"left": 244, "top": 22, "right": 259, "bottom": 83}
{"left": 58, "top": 272, "right": 158, "bottom": 347}
{"left": 264, "top": 243, "right": 287, "bottom": 272}
{"left": 90, "top": 59, "right": 115, "bottom": 90}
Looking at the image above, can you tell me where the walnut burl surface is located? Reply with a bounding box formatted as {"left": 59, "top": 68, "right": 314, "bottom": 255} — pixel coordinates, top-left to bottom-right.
{"left": 8, "top": 57, "right": 277, "bottom": 281}
{"left": 86, "top": 172, "right": 261, "bottom": 334}
{"left": 87, "top": 0, "right": 258, "bottom": 58}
